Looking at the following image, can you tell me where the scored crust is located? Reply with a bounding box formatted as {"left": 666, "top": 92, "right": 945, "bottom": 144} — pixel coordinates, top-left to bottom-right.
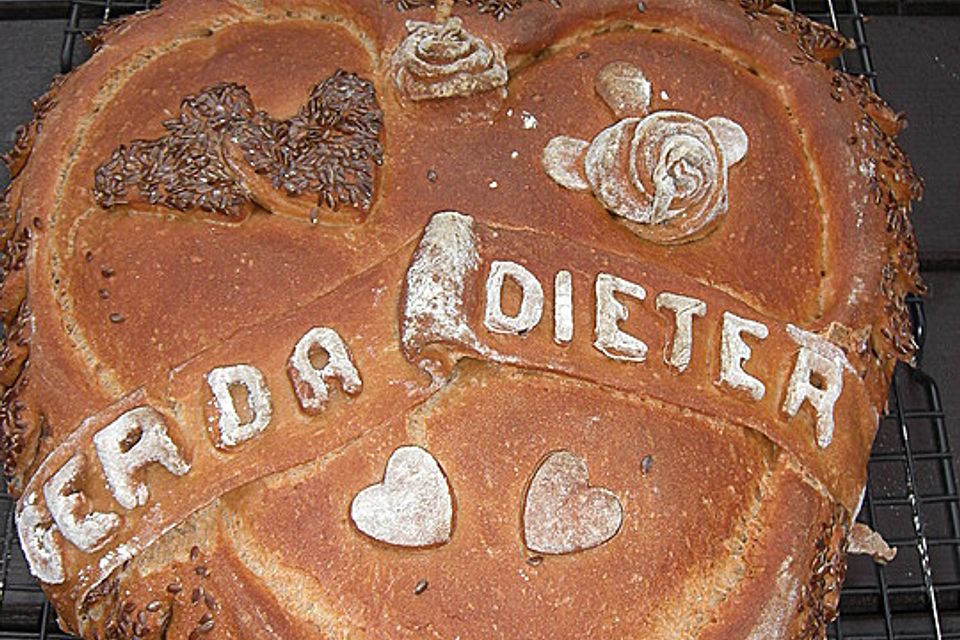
{"left": 0, "top": 0, "right": 922, "bottom": 638}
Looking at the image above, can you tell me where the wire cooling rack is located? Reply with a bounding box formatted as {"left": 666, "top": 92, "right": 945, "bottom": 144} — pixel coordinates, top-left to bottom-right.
{"left": 0, "top": 0, "right": 953, "bottom": 638}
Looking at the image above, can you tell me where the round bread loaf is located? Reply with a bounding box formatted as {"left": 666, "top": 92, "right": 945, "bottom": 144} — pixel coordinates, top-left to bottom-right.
{"left": 0, "top": 0, "right": 923, "bottom": 638}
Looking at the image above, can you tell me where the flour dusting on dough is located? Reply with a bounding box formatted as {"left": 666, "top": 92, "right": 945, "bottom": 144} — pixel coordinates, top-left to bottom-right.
{"left": 524, "top": 451, "right": 623, "bottom": 555}
{"left": 402, "top": 211, "right": 507, "bottom": 376}
{"left": 350, "top": 446, "right": 453, "bottom": 547}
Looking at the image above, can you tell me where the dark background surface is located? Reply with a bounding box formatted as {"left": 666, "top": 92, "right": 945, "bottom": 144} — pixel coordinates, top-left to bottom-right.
{"left": 864, "top": 17, "right": 960, "bottom": 428}
{"left": 0, "top": 4, "right": 957, "bottom": 639}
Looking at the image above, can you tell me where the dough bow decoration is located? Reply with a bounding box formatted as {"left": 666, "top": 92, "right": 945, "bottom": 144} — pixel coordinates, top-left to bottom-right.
{"left": 542, "top": 62, "right": 749, "bottom": 244}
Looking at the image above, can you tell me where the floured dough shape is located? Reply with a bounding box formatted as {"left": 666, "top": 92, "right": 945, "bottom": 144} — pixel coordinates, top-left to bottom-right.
{"left": 351, "top": 446, "right": 453, "bottom": 548}
{"left": 524, "top": 451, "right": 623, "bottom": 555}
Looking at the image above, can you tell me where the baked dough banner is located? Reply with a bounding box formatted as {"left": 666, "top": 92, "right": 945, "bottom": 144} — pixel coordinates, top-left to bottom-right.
{"left": 399, "top": 212, "right": 877, "bottom": 510}
{"left": 17, "top": 211, "right": 874, "bottom": 617}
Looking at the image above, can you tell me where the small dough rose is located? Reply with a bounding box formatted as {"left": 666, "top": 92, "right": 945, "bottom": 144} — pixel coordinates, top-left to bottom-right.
{"left": 393, "top": 17, "right": 508, "bottom": 101}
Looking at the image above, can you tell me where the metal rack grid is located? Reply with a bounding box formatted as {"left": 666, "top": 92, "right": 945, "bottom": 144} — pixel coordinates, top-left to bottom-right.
{"left": 0, "top": 0, "right": 953, "bottom": 638}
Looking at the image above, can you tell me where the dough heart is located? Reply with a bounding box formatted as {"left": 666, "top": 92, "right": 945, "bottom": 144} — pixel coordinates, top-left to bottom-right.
{"left": 524, "top": 451, "right": 624, "bottom": 555}
{"left": 350, "top": 446, "right": 453, "bottom": 548}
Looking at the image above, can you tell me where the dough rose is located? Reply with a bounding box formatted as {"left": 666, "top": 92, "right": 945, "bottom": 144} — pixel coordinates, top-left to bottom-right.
{"left": 393, "top": 17, "right": 508, "bottom": 101}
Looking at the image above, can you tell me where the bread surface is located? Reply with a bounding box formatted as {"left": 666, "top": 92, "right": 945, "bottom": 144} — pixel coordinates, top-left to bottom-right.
{"left": 0, "top": 1, "right": 923, "bottom": 638}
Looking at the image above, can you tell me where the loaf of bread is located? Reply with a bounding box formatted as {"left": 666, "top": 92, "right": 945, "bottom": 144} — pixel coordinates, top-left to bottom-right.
{"left": 0, "top": 0, "right": 923, "bottom": 637}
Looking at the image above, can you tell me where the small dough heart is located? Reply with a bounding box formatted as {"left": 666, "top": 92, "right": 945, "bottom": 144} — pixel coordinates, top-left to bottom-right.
{"left": 524, "top": 451, "right": 624, "bottom": 555}
{"left": 350, "top": 446, "right": 453, "bottom": 548}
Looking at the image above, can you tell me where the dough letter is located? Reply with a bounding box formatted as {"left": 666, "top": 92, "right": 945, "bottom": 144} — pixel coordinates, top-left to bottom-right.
{"left": 289, "top": 327, "right": 363, "bottom": 414}
{"left": 718, "top": 312, "right": 768, "bottom": 400}
{"left": 43, "top": 454, "right": 120, "bottom": 552}
{"left": 206, "top": 364, "right": 273, "bottom": 449}
{"left": 554, "top": 270, "right": 574, "bottom": 344}
{"left": 16, "top": 494, "right": 64, "bottom": 584}
{"left": 94, "top": 406, "right": 191, "bottom": 510}
{"left": 594, "top": 273, "right": 648, "bottom": 362}
{"left": 783, "top": 325, "right": 849, "bottom": 448}
{"left": 484, "top": 261, "right": 544, "bottom": 335}
{"left": 655, "top": 292, "right": 706, "bottom": 373}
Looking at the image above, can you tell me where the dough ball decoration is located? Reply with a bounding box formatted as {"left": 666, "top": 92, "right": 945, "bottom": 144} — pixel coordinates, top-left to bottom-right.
{"left": 93, "top": 70, "right": 384, "bottom": 221}
{"left": 543, "top": 62, "right": 749, "bottom": 244}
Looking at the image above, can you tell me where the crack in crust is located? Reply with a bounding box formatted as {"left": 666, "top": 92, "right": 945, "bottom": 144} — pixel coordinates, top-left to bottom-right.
{"left": 0, "top": 209, "right": 31, "bottom": 313}
{"left": 740, "top": 3, "right": 853, "bottom": 65}
{"left": 93, "top": 70, "right": 384, "bottom": 219}
{"left": 840, "top": 78, "right": 925, "bottom": 363}
{"left": 86, "top": 12, "right": 143, "bottom": 56}
{"left": 830, "top": 70, "right": 923, "bottom": 365}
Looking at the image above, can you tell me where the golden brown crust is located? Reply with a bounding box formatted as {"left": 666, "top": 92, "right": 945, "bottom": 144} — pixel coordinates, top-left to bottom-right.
{"left": 1, "top": 1, "right": 922, "bottom": 638}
